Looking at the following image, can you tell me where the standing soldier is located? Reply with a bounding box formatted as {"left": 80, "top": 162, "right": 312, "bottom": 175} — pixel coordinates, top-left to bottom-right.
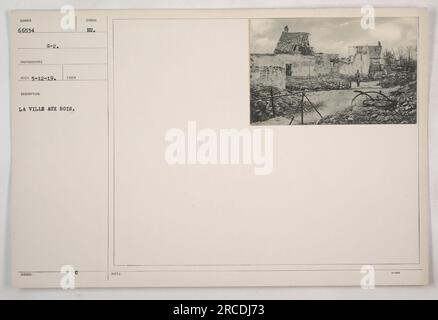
{"left": 355, "top": 70, "right": 361, "bottom": 88}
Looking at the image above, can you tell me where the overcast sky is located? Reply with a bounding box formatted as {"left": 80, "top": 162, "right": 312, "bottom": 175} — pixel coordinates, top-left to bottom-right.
{"left": 250, "top": 17, "right": 418, "bottom": 56}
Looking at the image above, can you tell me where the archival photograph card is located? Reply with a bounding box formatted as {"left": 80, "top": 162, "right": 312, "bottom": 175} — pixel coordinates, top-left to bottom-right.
{"left": 9, "top": 8, "right": 429, "bottom": 288}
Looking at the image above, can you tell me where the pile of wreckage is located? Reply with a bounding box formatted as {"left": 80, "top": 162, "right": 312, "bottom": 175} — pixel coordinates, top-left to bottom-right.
{"left": 379, "top": 70, "right": 416, "bottom": 88}
{"left": 287, "top": 75, "right": 351, "bottom": 91}
{"left": 319, "top": 81, "right": 417, "bottom": 125}
{"left": 250, "top": 87, "right": 322, "bottom": 123}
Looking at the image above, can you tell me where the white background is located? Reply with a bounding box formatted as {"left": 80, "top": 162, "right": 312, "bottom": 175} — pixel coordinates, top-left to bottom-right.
{"left": 0, "top": 0, "right": 436, "bottom": 299}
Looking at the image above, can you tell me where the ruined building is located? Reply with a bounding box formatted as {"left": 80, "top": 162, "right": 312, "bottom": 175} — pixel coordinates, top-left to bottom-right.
{"left": 343, "top": 43, "right": 384, "bottom": 78}
{"left": 250, "top": 26, "right": 384, "bottom": 90}
{"left": 273, "top": 27, "right": 314, "bottom": 56}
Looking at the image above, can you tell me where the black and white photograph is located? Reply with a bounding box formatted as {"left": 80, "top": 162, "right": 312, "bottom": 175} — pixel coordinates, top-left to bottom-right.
{"left": 250, "top": 18, "right": 418, "bottom": 125}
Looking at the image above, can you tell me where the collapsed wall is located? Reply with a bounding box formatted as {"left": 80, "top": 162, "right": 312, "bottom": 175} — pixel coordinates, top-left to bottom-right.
{"left": 250, "top": 54, "right": 316, "bottom": 88}
{"left": 250, "top": 53, "right": 350, "bottom": 90}
{"left": 339, "top": 44, "right": 383, "bottom": 78}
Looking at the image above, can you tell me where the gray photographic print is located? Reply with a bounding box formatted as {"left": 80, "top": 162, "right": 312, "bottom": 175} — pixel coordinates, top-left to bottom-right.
{"left": 249, "top": 18, "right": 418, "bottom": 125}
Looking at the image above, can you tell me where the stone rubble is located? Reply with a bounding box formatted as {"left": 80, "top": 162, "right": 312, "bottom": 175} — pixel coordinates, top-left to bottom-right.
{"left": 318, "top": 81, "right": 417, "bottom": 125}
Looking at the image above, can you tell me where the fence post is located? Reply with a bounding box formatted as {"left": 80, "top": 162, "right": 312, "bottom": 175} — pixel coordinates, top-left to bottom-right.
{"left": 270, "top": 87, "right": 276, "bottom": 117}
{"left": 301, "top": 92, "right": 304, "bottom": 125}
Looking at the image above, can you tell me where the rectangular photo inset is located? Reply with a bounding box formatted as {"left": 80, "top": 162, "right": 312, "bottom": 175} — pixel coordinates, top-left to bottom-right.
{"left": 249, "top": 18, "right": 418, "bottom": 125}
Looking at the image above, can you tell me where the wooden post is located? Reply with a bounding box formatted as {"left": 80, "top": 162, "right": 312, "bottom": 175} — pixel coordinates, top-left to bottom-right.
{"left": 301, "top": 92, "right": 304, "bottom": 125}
{"left": 270, "top": 87, "right": 275, "bottom": 117}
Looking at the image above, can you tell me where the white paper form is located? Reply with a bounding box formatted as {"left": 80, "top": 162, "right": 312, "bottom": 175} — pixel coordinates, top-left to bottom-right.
{"left": 9, "top": 9, "right": 429, "bottom": 288}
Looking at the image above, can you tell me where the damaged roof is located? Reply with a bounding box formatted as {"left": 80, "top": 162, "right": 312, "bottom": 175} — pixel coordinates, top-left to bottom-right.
{"left": 273, "top": 31, "right": 313, "bottom": 55}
